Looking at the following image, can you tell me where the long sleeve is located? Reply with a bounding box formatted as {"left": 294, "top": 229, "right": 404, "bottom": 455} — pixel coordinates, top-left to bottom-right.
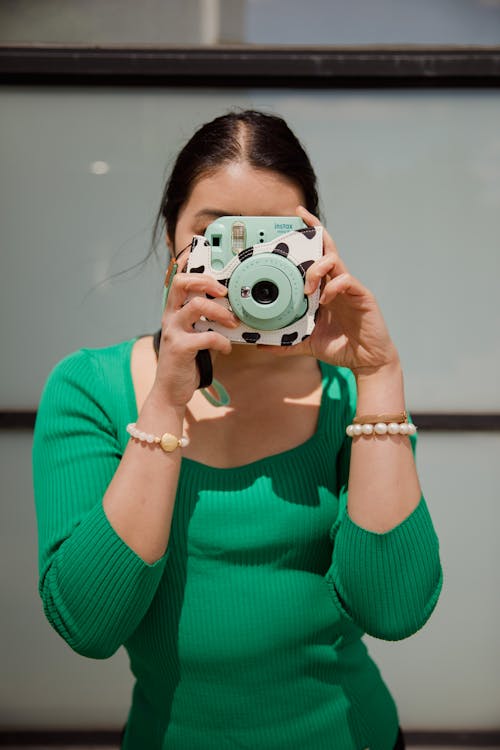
{"left": 327, "top": 492, "right": 442, "bottom": 640}
{"left": 326, "top": 371, "right": 443, "bottom": 641}
{"left": 33, "top": 349, "right": 167, "bottom": 659}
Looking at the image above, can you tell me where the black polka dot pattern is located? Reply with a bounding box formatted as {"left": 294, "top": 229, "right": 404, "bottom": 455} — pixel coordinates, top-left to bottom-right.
{"left": 238, "top": 247, "right": 254, "bottom": 262}
{"left": 242, "top": 332, "right": 261, "bottom": 343}
{"left": 297, "top": 260, "right": 314, "bottom": 278}
{"left": 273, "top": 242, "right": 289, "bottom": 257}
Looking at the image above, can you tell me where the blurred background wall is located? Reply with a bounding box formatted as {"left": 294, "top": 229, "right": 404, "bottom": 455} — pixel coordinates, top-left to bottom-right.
{"left": 1, "top": 0, "right": 499, "bottom": 735}
{"left": 2, "top": 0, "right": 500, "bottom": 45}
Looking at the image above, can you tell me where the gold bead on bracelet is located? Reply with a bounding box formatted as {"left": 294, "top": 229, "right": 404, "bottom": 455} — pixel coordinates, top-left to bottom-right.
{"left": 126, "top": 423, "right": 189, "bottom": 452}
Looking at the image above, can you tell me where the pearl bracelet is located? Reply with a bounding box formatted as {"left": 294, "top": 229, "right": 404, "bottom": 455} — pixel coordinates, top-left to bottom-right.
{"left": 346, "top": 422, "right": 417, "bottom": 438}
{"left": 126, "top": 423, "right": 190, "bottom": 452}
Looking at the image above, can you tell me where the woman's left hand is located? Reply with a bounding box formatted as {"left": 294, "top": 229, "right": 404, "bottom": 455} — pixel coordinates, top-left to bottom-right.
{"left": 264, "top": 206, "right": 400, "bottom": 376}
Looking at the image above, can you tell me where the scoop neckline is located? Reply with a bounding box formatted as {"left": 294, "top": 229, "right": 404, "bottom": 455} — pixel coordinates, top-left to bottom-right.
{"left": 124, "top": 336, "right": 333, "bottom": 475}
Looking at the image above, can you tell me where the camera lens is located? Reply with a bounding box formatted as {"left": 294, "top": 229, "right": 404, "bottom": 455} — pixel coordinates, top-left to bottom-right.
{"left": 251, "top": 280, "right": 279, "bottom": 305}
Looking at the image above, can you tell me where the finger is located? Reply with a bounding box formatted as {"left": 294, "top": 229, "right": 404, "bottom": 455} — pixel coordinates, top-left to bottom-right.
{"left": 158, "top": 325, "right": 232, "bottom": 360}
{"left": 304, "top": 253, "right": 346, "bottom": 295}
{"left": 176, "top": 273, "right": 229, "bottom": 299}
{"left": 295, "top": 209, "right": 348, "bottom": 296}
{"left": 186, "top": 330, "right": 233, "bottom": 357}
{"left": 168, "top": 273, "right": 228, "bottom": 311}
{"left": 176, "top": 296, "right": 239, "bottom": 331}
{"left": 319, "top": 272, "right": 367, "bottom": 305}
{"left": 321, "top": 226, "right": 344, "bottom": 267}
{"left": 296, "top": 205, "right": 321, "bottom": 227}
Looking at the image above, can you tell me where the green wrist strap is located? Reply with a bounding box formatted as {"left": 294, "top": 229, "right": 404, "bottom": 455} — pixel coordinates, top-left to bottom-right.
{"left": 200, "top": 379, "right": 231, "bottom": 407}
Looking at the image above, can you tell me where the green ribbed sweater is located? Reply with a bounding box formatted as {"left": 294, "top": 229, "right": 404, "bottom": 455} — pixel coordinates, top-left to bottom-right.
{"left": 33, "top": 339, "right": 442, "bottom": 750}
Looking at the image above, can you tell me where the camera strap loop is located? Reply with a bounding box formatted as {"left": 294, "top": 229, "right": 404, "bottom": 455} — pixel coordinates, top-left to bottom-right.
{"left": 200, "top": 379, "right": 231, "bottom": 408}
{"left": 196, "top": 351, "right": 231, "bottom": 406}
{"left": 195, "top": 349, "right": 213, "bottom": 388}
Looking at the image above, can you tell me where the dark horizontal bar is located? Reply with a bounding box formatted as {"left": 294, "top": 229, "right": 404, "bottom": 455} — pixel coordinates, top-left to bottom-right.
{"left": 414, "top": 413, "right": 500, "bottom": 431}
{"left": 1, "top": 728, "right": 499, "bottom": 746}
{"left": 1, "top": 411, "right": 500, "bottom": 431}
{"left": 0, "top": 729, "right": 121, "bottom": 746}
{"left": 405, "top": 730, "right": 500, "bottom": 746}
{"left": 1, "top": 45, "right": 500, "bottom": 87}
{"left": 0, "top": 411, "right": 37, "bottom": 429}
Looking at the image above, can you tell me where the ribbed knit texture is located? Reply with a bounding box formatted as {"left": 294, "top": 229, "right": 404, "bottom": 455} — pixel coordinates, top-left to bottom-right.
{"left": 33, "top": 339, "right": 442, "bottom": 750}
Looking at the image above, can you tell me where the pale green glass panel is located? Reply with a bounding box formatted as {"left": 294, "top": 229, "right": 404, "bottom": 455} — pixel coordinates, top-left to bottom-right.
{"left": 0, "top": 431, "right": 132, "bottom": 728}
{"left": 1, "top": 0, "right": 499, "bottom": 45}
{"left": 365, "top": 432, "right": 500, "bottom": 730}
{"left": 246, "top": 0, "right": 500, "bottom": 45}
{"left": 0, "top": 88, "right": 499, "bottom": 410}
{"left": 2, "top": 431, "right": 499, "bottom": 727}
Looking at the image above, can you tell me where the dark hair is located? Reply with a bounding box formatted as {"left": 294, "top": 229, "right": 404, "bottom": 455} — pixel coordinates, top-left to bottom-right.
{"left": 152, "top": 110, "right": 320, "bottom": 250}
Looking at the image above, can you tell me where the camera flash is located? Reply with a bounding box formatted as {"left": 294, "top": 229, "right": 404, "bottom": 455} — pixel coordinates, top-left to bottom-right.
{"left": 231, "top": 221, "right": 246, "bottom": 254}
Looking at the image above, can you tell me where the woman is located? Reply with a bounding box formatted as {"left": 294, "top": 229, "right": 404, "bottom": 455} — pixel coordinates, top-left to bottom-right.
{"left": 33, "top": 110, "right": 442, "bottom": 750}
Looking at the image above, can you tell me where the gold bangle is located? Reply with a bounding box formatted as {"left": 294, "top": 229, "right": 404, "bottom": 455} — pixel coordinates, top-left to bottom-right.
{"left": 126, "top": 423, "right": 189, "bottom": 452}
{"left": 353, "top": 411, "right": 408, "bottom": 425}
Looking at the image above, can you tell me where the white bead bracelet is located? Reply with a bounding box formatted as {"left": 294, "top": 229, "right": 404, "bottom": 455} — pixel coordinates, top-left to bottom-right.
{"left": 126, "top": 423, "right": 190, "bottom": 452}
{"left": 346, "top": 422, "right": 417, "bottom": 438}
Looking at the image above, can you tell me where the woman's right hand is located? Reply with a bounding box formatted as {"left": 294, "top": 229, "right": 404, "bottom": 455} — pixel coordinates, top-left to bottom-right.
{"left": 151, "top": 266, "right": 238, "bottom": 408}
